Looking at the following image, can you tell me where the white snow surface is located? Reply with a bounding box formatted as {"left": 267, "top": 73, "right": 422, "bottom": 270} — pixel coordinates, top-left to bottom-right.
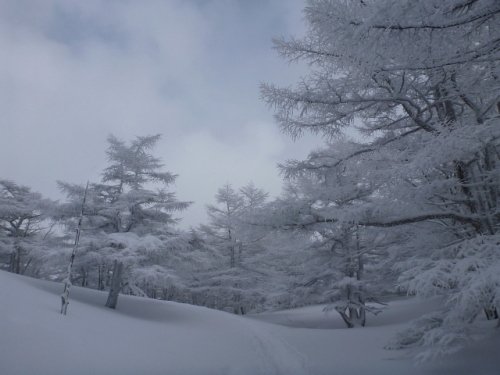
{"left": 1, "top": 270, "right": 499, "bottom": 375}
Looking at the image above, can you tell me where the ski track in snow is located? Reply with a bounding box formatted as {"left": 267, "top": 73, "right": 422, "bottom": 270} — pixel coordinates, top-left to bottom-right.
{"left": 227, "top": 318, "right": 312, "bottom": 375}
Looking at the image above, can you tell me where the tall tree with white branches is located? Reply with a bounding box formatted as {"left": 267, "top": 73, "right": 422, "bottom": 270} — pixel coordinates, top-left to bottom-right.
{"left": 262, "top": 0, "right": 500, "bottom": 360}
{"left": 58, "top": 134, "right": 191, "bottom": 309}
{"left": 0, "top": 179, "right": 55, "bottom": 276}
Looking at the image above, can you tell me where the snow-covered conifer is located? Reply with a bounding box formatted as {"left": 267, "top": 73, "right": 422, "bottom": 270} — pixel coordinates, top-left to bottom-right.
{"left": 0, "top": 179, "right": 55, "bottom": 276}
{"left": 58, "top": 134, "right": 192, "bottom": 308}
{"left": 196, "top": 183, "right": 276, "bottom": 314}
{"left": 262, "top": 0, "right": 500, "bottom": 356}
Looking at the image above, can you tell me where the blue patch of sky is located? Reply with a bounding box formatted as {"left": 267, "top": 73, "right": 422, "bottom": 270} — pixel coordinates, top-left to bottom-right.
{"left": 44, "top": 4, "right": 130, "bottom": 54}
{"left": 197, "top": 0, "right": 285, "bottom": 61}
{"left": 158, "top": 80, "right": 185, "bottom": 101}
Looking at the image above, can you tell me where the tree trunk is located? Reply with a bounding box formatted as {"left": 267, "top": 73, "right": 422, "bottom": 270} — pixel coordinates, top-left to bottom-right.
{"left": 484, "top": 307, "right": 498, "bottom": 320}
{"left": 337, "top": 305, "right": 366, "bottom": 328}
{"left": 9, "top": 251, "right": 17, "bottom": 273}
{"left": 230, "top": 243, "right": 235, "bottom": 268}
{"left": 81, "top": 267, "right": 87, "bottom": 287}
{"left": 60, "top": 182, "right": 88, "bottom": 315}
{"left": 98, "top": 264, "right": 107, "bottom": 290}
{"left": 9, "top": 243, "right": 22, "bottom": 274}
{"left": 105, "top": 260, "right": 124, "bottom": 309}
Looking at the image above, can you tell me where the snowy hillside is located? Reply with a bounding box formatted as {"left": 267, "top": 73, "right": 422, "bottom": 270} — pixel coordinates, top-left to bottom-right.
{"left": 1, "top": 270, "right": 499, "bottom": 375}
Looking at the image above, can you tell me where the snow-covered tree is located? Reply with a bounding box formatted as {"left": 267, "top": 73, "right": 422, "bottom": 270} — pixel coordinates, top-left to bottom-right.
{"left": 202, "top": 183, "right": 245, "bottom": 268}
{"left": 262, "top": 0, "right": 500, "bottom": 358}
{"left": 58, "top": 134, "right": 192, "bottom": 309}
{"left": 259, "top": 142, "right": 395, "bottom": 327}
{"left": 196, "top": 183, "right": 274, "bottom": 314}
{"left": 0, "top": 179, "right": 55, "bottom": 276}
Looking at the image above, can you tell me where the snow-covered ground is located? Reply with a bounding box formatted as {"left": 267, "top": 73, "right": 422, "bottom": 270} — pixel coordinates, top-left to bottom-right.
{"left": 1, "top": 270, "right": 499, "bottom": 375}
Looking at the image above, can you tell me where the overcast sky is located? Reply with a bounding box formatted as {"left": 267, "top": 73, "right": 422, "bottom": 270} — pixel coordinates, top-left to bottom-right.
{"left": 0, "top": 0, "right": 324, "bottom": 228}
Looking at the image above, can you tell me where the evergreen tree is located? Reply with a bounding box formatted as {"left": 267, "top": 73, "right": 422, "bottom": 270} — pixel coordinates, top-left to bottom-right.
{"left": 197, "top": 183, "right": 273, "bottom": 314}
{"left": 0, "top": 179, "right": 55, "bottom": 276}
{"left": 58, "top": 134, "right": 191, "bottom": 309}
{"left": 262, "top": 0, "right": 500, "bottom": 359}
{"left": 260, "top": 142, "right": 391, "bottom": 327}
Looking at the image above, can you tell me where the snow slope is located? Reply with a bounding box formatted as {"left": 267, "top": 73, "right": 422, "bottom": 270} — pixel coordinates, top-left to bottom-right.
{"left": 1, "top": 270, "right": 499, "bottom": 375}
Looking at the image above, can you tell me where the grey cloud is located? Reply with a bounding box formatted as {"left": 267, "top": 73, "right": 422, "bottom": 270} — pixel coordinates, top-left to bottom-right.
{"left": 0, "top": 0, "right": 319, "bottom": 228}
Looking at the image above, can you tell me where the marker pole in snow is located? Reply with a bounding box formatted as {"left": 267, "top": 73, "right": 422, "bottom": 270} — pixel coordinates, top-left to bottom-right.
{"left": 60, "top": 181, "right": 89, "bottom": 315}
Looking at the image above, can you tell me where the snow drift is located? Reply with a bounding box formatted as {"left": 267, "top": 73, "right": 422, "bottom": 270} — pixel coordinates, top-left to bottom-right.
{"left": 1, "top": 270, "right": 499, "bottom": 375}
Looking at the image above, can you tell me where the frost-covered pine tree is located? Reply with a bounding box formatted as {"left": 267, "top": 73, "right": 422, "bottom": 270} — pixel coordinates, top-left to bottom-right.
{"left": 58, "top": 134, "right": 192, "bottom": 309}
{"left": 0, "top": 179, "right": 55, "bottom": 276}
{"left": 259, "top": 142, "right": 394, "bottom": 327}
{"left": 262, "top": 0, "right": 500, "bottom": 359}
{"left": 202, "top": 183, "right": 245, "bottom": 269}
{"left": 196, "top": 182, "right": 274, "bottom": 314}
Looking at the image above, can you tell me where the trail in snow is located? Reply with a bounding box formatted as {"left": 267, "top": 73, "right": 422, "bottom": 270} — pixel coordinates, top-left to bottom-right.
{"left": 235, "top": 319, "right": 311, "bottom": 375}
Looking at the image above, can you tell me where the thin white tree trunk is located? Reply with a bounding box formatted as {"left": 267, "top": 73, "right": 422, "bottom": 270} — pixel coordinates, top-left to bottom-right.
{"left": 60, "top": 182, "right": 88, "bottom": 315}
